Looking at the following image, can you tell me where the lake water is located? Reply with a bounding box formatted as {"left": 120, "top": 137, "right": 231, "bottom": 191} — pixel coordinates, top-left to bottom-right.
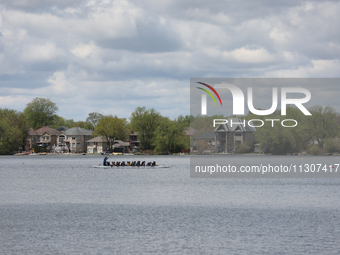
{"left": 1, "top": 155, "right": 340, "bottom": 254}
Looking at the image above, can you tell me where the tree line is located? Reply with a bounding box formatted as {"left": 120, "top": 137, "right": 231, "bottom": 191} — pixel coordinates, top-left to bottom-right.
{"left": 0, "top": 98, "right": 190, "bottom": 154}
{"left": 3, "top": 97, "right": 339, "bottom": 155}
{"left": 190, "top": 105, "right": 340, "bottom": 155}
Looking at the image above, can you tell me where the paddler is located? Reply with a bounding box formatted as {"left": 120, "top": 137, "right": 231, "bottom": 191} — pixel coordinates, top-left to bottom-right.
{"left": 103, "top": 156, "right": 108, "bottom": 166}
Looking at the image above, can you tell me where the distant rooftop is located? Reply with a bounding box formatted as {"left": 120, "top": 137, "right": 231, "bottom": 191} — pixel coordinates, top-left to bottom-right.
{"left": 65, "top": 127, "right": 93, "bottom": 136}
{"left": 113, "top": 140, "right": 130, "bottom": 147}
{"left": 194, "top": 131, "right": 215, "bottom": 140}
{"left": 35, "top": 126, "right": 59, "bottom": 136}
{"left": 87, "top": 136, "right": 106, "bottom": 143}
{"left": 87, "top": 136, "right": 130, "bottom": 147}
{"left": 214, "top": 118, "right": 256, "bottom": 132}
{"left": 27, "top": 128, "right": 37, "bottom": 136}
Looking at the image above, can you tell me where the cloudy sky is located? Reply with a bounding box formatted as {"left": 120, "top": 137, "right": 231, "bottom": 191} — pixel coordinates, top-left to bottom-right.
{"left": 0, "top": 0, "right": 339, "bottom": 121}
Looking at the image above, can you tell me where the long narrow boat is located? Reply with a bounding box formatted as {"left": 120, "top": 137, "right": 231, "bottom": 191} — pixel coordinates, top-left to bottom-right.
{"left": 92, "top": 164, "right": 171, "bottom": 169}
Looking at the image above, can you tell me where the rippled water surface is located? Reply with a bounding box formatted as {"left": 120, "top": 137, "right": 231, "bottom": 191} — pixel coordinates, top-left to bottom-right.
{"left": 1, "top": 155, "right": 340, "bottom": 254}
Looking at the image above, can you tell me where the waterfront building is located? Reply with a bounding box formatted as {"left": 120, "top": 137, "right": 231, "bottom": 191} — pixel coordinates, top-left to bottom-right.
{"left": 129, "top": 131, "right": 139, "bottom": 152}
{"left": 58, "top": 127, "right": 93, "bottom": 153}
{"left": 87, "top": 136, "right": 131, "bottom": 153}
{"left": 86, "top": 136, "right": 107, "bottom": 154}
{"left": 25, "top": 126, "right": 59, "bottom": 152}
{"left": 25, "top": 126, "right": 93, "bottom": 153}
{"left": 192, "top": 131, "right": 216, "bottom": 153}
{"left": 214, "top": 118, "right": 256, "bottom": 153}
{"left": 191, "top": 118, "right": 256, "bottom": 154}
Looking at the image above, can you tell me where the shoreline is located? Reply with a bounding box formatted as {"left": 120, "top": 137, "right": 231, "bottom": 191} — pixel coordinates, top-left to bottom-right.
{"left": 7, "top": 152, "right": 340, "bottom": 156}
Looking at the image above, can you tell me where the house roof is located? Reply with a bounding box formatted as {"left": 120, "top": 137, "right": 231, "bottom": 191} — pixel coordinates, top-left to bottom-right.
{"left": 27, "top": 128, "right": 37, "bottom": 136}
{"left": 65, "top": 127, "right": 93, "bottom": 136}
{"left": 214, "top": 118, "right": 256, "bottom": 132}
{"left": 35, "top": 126, "right": 59, "bottom": 136}
{"left": 87, "top": 136, "right": 107, "bottom": 143}
{"left": 87, "top": 136, "right": 130, "bottom": 147}
{"left": 113, "top": 140, "right": 130, "bottom": 147}
{"left": 194, "top": 131, "right": 215, "bottom": 140}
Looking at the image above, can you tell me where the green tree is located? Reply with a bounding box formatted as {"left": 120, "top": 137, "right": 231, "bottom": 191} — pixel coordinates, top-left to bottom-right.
{"left": 24, "top": 97, "right": 58, "bottom": 129}
{"left": 305, "top": 105, "right": 340, "bottom": 144}
{"left": 235, "top": 142, "right": 252, "bottom": 154}
{"left": 84, "top": 122, "right": 94, "bottom": 130}
{"left": 323, "top": 137, "right": 340, "bottom": 153}
{"left": 190, "top": 114, "right": 225, "bottom": 136}
{"left": 253, "top": 105, "right": 340, "bottom": 155}
{"left": 0, "top": 119, "right": 21, "bottom": 154}
{"left": 254, "top": 107, "right": 309, "bottom": 154}
{"left": 67, "top": 120, "right": 94, "bottom": 129}
{"left": 52, "top": 116, "right": 95, "bottom": 129}
{"left": 93, "top": 115, "right": 128, "bottom": 152}
{"left": 71, "top": 121, "right": 93, "bottom": 129}
{"left": 65, "top": 119, "right": 75, "bottom": 128}
{"left": 0, "top": 108, "right": 28, "bottom": 154}
{"left": 130, "top": 107, "right": 162, "bottom": 150}
{"left": 153, "top": 115, "right": 190, "bottom": 154}
{"left": 86, "top": 112, "right": 103, "bottom": 127}
{"left": 153, "top": 117, "right": 171, "bottom": 154}
{"left": 52, "top": 115, "right": 67, "bottom": 128}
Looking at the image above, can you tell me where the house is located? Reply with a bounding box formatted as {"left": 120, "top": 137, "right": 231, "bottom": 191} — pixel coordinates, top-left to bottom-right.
{"left": 87, "top": 136, "right": 107, "bottom": 154}
{"left": 25, "top": 126, "right": 60, "bottom": 151}
{"left": 191, "top": 118, "right": 256, "bottom": 154}
{"left": 113, "top": 140, "right": 130, "bottom": 152}
{"left": 26, "top": 128, "right": 38, "bottom": 150}
{"left": 129, "top": 131, "right": 139, "bottom": 152}
{"left": 58, "top": 127, "right": 93, "bottom": 153}
{"left": 192, "top": 131, "right": 215, "bottom": 153}
{"left": 87, "top": 136, "right": 130, "bottom": 153}
{"left": 214, "top": 118, "right": 256, "bottom": 153}
{"left": 25, "top": 126, "right": 93, "bottom": 153}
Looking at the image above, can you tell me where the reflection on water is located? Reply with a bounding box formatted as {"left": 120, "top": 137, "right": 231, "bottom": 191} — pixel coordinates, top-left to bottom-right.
{"left": 1, "top": 155, "right": 340, "bottom": 254}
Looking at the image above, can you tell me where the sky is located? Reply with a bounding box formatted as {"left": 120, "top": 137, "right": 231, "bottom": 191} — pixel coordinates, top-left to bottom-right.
{"left": 0, "top": 0, "right": 339, "bottom": 121}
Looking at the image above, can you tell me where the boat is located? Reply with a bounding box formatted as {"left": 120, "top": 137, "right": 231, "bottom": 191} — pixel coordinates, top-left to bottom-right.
{"left": 92, "top": 164, "right": 171, "bottom": 169}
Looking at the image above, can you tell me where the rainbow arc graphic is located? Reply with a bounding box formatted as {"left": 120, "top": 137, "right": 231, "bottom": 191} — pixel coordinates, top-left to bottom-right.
{"left": 196, "top": 82, "right": 223, "bottom": 106}
{"left": 196, "top": 82, "right": 223, "bottom": 115}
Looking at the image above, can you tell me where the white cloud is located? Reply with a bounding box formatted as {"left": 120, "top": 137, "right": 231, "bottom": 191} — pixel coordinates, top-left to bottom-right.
{"left": 265, "top": 59, "right": 340, "bottom": 77}
{"left": 22, "top": 43, "right": 65, "bottom": 62}
{"left": 224, "top": 47, "right": 275, "bottom": 63}
{"left": 0, "top": 0, "right": 339, "bottom": 120}
{"left": 269, "top": 27, "right": 291, "bottom": 44}
{"left": 0, "top": 95, "right": 30, "bottom": 110}
{"left": 1, "top": 1, "right": 140, "bottom": 41}
{"left": 46, "top": 71, "right": 77, "bottom": 95}
{"left": 71, "top": 42, "right": 96, "bottom": 58}
{"left": 64, "top": 7, "right": 81, "bottom": 14}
